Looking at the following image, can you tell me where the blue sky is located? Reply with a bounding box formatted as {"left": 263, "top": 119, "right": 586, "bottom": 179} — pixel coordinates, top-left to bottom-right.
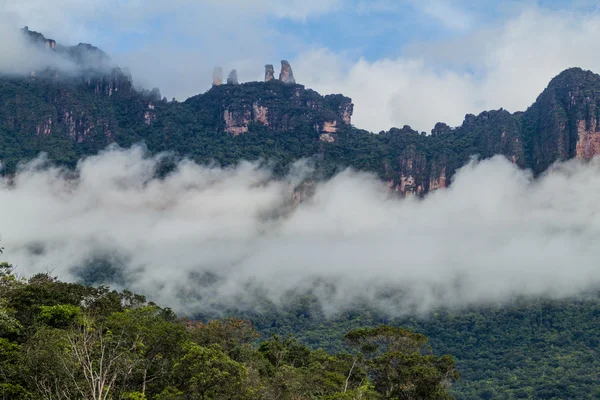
{"left": 90, "top": 1, "right": 598, "bottom": 61}
{"left": 82, "top": 1, "right": 596, "bottom": 61}
{"left": 3, "top": 0, "right": 600, "bottom": 132}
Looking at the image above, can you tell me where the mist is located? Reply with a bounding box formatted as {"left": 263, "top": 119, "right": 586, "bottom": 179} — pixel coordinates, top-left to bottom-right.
{"left": 1, "top": 145, "right": 600, "bottom": 315}
{"left": 0, "top": 22, "right": 114, "bottom": 78}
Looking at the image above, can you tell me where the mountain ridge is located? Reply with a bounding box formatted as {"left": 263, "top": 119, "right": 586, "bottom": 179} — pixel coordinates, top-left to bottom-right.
{"left": 2, "top": 28, "right": 600, "bottom": 195}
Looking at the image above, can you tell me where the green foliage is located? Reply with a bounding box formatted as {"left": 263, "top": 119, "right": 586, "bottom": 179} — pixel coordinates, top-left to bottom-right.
{"left": 2, "top": 67, "right": 599, "bottom": 202}
{"left": 345, "top": 325, "right": 429, "bottom": 355}
{"left": 174, "top": 342, "right": 251, "bottom": 399}
{"left": 344, "top": 326, "right": 459, "bottom": 399}
{"left": 233, "top": 296, "right": 600, "bottom": 399}
{"left": 36, "top": 304, "right": 82, "bottom": 328}
{"left": 154, "top": 387, "right": 185, "bottom": 400}
{"left": 0, "top": 70, "right": 555, "bottom": 195}
{"left": 0, "top": 267, "right": 457, "bottom": 399}
{"left": 121, "top": 392, "right": 147, "bottom": 400}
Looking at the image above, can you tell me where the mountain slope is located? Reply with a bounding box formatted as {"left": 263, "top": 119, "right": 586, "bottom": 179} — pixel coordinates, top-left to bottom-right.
{"left": 240, "top": 296, "right": 600, "bottom": 400}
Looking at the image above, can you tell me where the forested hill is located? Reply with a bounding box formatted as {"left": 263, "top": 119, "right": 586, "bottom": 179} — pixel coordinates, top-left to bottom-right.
{"left": 0, "top": 264, "right": 459, "bottom": 400}
{"left": 3, "top": 30, "right": 600, "bottom": 194}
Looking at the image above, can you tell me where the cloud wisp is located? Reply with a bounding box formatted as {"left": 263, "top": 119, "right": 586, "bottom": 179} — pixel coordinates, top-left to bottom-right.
{"left": 2, "top": 146, "right": 600, "bottom": 315}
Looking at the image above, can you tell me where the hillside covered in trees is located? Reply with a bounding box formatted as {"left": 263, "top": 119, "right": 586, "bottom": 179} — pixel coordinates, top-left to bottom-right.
{"left": 235, "top": 296, "right": 600, "bottom": 399}
{"left": 0, "top": 261, "right": 458, "bottom": 400}
{"left": 2, "top": 256, "right": 600, "bottom": 400}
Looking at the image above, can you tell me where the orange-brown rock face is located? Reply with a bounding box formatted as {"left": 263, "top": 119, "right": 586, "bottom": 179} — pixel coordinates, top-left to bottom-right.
{"left": 144, "top": 111, "right": 156, "bottom": 125}
{"left": 429, "top": 167, "right": 447, "bottom": 191}
{"left": 252, "top": 103, "right": 269, "bottom": 126}
{"left": 321, "top": 121, "right": 337, "bottom": 133}
{"left": 575, "top": 120, "right": 600, "bottom": 159}
{"left": 341, "top": 104, "right": 352, "bottom": 125}
{"left": 36, "top": 118, "right": 52, "bottom": 136}
{"left": 206, "top": 81, "right": 352, "bottom": 136}
{"left": 400, "top": 175, "right": 416, "bottom": 193}
{"left": 224, "top": 110, "right": 250, "bottom": 135}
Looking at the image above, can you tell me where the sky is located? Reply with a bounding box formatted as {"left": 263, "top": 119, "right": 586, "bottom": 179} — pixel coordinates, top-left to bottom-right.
{"left": 4, "top": 1, "right": 600, "bottom": 132}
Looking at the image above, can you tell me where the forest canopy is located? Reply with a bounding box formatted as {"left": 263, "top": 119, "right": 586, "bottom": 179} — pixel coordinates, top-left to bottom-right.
{"left": 0, "top": 262, "right": 458, "bottom": 400}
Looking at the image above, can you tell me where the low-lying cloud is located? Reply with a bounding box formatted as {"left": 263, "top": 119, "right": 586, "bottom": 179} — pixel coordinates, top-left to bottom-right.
{"left": 2, "top": 146, "right": 600, "bottom": 315}
{"left": 0, "top": 23, "right": 114, "bottom": 78}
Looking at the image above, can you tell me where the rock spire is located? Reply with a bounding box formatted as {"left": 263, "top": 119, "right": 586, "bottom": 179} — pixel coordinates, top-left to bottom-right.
{"left": 279, "top": 60, "right": 295, "bottom": 84}
{"left": 265, "top": 64, "right": 275, "bottom": 82}
{"left": 212, "top": 67, "right": 223, "bottom": 86}
{"left": 227, "top": 69, "right": 239, "bottom": 85}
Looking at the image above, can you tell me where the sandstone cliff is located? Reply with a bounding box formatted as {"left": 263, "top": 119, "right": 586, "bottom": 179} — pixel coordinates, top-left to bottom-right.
{"left": 21, "top": 27, "right": 112, "bottom": 72}
{"left": 360, "top": 68, "right": 600, "bottom": 195}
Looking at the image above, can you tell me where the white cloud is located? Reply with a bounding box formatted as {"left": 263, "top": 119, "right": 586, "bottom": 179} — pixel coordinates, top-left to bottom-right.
{"left": 296, "top": 7, "right": 600, "bottom": 132}
{"left": 3, "top": 147, "right": 600, "bottom": 315}
{"left": 270, "top": 0, "right": 342, "bottom": 20}
{"left": 411, "top": 0, "right": 474, "bottom": 31}
{"left": 294, "top": 50, "right": 478, "bottom": 132}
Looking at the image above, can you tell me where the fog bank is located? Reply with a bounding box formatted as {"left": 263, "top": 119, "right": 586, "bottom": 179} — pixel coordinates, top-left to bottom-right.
{"left": 2, "top": 146, "right": 600, "bottom": 315}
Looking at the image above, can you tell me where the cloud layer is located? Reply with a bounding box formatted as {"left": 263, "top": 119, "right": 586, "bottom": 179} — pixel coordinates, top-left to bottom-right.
{"left": 2, "top": 146, "right": 600, "bottom": 315}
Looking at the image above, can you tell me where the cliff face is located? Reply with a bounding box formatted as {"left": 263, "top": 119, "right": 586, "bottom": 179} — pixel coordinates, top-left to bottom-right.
{"left": 377, "top": 68, "right": 600, "bottom": 195}
{"left": 521, "top": 68, "right": 600, "bottom": 173}
{"left": 2, "top": 32, "right": 600, "bottom": 197}
{"left": 21, "top": 27, "right": 112, "bottom": 72}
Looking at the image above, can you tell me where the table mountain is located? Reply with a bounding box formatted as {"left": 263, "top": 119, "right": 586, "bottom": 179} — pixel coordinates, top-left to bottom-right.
{"left": 2, "top": 29, "right": 600, "bottom": 195}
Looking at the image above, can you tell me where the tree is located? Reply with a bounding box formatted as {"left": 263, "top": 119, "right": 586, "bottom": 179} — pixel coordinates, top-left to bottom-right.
{"left": 346, "top": 326, "right": 459, "bottom": 400}
{"left": 173, "top": 342, "right": 251, "bottom": 399}
{"left": 0, "top": 338, "right": 31, "bottom": 400}
{"left": 106, "top": 306, "right": 187, "bottom": 396}
{"left": 24, "top": 315, "right": 142, "bottom": 400}
{"left": 185, "top": 317, "right": 259, "bottom": 356}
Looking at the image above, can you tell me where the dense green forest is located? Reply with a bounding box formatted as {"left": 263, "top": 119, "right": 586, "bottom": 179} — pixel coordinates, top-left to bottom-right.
{"left": 3, "top": 254, "right": 600, "bottom": 399}
{"left": 233, "top": 297, "right": 600, "bottom": 399}
{"left": 0, "top": 260, "right": 458, "bottom": 400}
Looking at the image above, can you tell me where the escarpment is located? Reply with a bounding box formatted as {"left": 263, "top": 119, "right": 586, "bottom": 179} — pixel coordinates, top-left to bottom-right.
{"left": 4, "top": 29, "right": 600, "bottom": 197}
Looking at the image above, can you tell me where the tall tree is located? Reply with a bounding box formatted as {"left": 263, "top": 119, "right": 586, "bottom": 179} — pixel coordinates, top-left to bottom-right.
{"left": 346, "top": 326, "right": 459, "bottom": 400}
